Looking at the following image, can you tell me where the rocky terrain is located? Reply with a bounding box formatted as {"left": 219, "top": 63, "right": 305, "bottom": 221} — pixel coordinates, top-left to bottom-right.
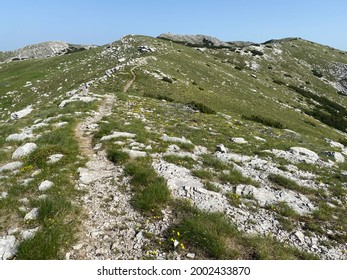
{"left": 0, "top": 41, "right": 96, "bottom": 63}
{"left": 0, "top": 34, "right": 346, "bottom": 260}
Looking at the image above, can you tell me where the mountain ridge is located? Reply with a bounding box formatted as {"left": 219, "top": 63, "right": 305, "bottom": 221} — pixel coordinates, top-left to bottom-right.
{"left": 0, "top": 41, "right": 97, "bottom": 63}
{"left": 2, "top": 33, "right": 346, "bottom": 63}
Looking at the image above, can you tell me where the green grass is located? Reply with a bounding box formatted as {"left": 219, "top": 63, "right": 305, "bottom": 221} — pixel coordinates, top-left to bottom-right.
{"left": 192, "top": 169, "right": 214, "bottom": 180}
{"left": 106, "top": 147, "right": 130, "bottom": 164}
{"left": 167, "top": 199, "right": 318, "bottom": 259}
{"left": 201, "top": 154, "right": 229, "bottom": 171}
{"left": 204, "top": 181, "right": 221, "bottom": 192}
{"left": 131, "top": 177, "right": 170, "bottom": 213}
{"left": 267, "top": 173, "right": 315, "bottom": 195}
{"left": 163, "top": 155, "right": 196, "bottom": 169}
{"left": 220, "top": 168, "right": 260, "bottom": 187}
{"left": 268, "top": 201, "right": 299, "bottom": 218}
{"left": 124, "top": 159, "right": 170, "bottom": 214}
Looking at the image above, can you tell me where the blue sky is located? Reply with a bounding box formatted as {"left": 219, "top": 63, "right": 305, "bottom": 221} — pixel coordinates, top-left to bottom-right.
{"left": 1, "top": 0, "right": 346, "bottom": 51}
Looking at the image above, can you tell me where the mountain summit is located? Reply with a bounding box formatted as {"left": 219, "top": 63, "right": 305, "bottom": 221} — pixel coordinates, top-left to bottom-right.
{"left": 0, "top": 34, "right": 346, "bottom": 260}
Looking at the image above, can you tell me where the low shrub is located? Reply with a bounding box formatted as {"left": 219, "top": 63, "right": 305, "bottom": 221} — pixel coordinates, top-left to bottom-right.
{"left": 131, "top": 177, "right": 170, "bottom": 212}
{"left": 312, "top": 69, "right": 323, "bottom": 78}
{"left": 125, "top": 160, "right": 170, "bottom": 214}
{"left": 143, "top": 92, "right": 175, "bottom": 102}
{"left": 106, "top": 148, "right": 130, "bottom": 164}
{"left": 242, "top": 114, "right": 286, "bottom": 129}
{"left": 186, "top": 101, "right": 216, "bottom": 114}
{"left": 268, "top": 173, "right": 313, "bottom": 195}
{"left": 220, "top": 168, "right": 260, "bottom": 187}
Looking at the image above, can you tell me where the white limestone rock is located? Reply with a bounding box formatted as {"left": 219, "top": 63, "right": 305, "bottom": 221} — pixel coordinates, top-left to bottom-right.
{"left": 6, "top": 131, "right": 34, "bottom": 142}
{"left": 293, "top": 231, "right": 306, "bottom": 243}
{"left": 59, "top": 96, "right": 98, "bottom": 108}
{"left": 0, "top": 235, "right": 17, "bottom": 260}
{"left": 24, "top": 208, "right": 39, "bottom": 220}
{"left": 153, "top": 159, "right": 227, "bottom": 212}
{"left": 78, "top": 160, "right": 114, "bottom": 185}
{"left": 0, "top": 161, "right": 23, "bottom": 173}
{"left": 122, "top": 149, "right": 147, "bottom": 158}
{"left": 193, "top": 145, "right": 208, "bottom": 155}
{"left": 325, "top": 138, "right": 344, "bottom": 149}
{"left": 270, "top": 147, "right": 326, "bottom": 165}
{"left": 254, "top": 136, "right": 266, "bottom": 142}
{"left": 0, "top": 192, "right": 8, "bottom": 199}
{"left": 216, "top": 144, "right": 227, "bottom": 153}
{"left": 161, "top": 134, "right": 193, "bottom": 145}
{"left": 100, "top": 132, "right": 136, "bottom": 141}
{"left": 324, "top": 151, "right": 345, "bottom": 163}
{"left": 47, "top": 154, "right": 64, "bottom": 164}
{"left": 215, "top": 151, "right": 251, "bottom": 163}
{"left": 289, "top": 147, "right": 319, "bottom": 162}
{"left": 21, "top": 227, "right": 39, "bottom": 240}
{"left": 38, "top": 180, "right": 54, "bottom": 191}
{"left": 230, "top": 137, "right": 248, "bottom": 144}
{"left": 12, "top": 143, "right": 37, "bottom": 159}
{"left": 10, "top": 105, "right": 33, "bottom": 120}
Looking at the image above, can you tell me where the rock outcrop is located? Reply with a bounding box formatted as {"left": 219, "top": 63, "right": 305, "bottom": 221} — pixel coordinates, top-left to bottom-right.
{"left": 1, "top": 41, "right": 96, "bottom": 63}
{"left": 158, "top": 33, "right": 232, "bottom": 48}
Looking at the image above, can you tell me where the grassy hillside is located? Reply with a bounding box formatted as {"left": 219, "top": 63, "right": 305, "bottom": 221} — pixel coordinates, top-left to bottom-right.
{"left": 0, "top": 35, "right": 346, "bottom": 260}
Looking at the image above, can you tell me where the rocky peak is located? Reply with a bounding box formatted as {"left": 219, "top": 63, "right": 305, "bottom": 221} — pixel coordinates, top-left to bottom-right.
{"left": 158, "top": 33, "right": 232, "bottom": 48}
{"left": 0, "top": 41, "right": 97, "bottom": 63}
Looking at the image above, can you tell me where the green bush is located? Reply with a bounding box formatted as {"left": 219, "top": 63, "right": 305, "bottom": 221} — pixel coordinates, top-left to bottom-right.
{"left": 143, "top": 92, "right": 175, "bottom": 102}
{"left": 273, "top": 79, "right": 287, "bottom": 86}
{"left": 242, "top": 114, "right": 286, "bottom": 129}
{"left": 124, "top": 161, "right": 157, "bottom": 187}
{"left": 311, "top": 69, "right": 323, "bottom": 78}
{"left": 287, "top": 84, "right": 347, "bottom": 132}
{"left": 186, "top": 101, "right": 216, "bottom": 114}
{"left": 250, "top": 50, "right": 264, "bottom": 56}
{"left": 106, "top": 148, "right": 130, "bottom": 164}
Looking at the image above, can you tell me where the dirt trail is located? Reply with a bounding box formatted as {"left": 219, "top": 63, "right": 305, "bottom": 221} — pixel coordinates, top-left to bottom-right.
{"left": 123, "top": 66, "right": 138, "bottom": 93}
{"left": 74, "top": 94, "right": 114, "bottom": 156}
{"left": 68, "top": 93, "right": 150, "bottom": 260}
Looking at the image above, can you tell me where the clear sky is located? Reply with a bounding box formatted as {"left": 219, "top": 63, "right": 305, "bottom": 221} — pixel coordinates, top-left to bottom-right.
{"left": 1, "top": 0, "right": 346, "bottom": 51}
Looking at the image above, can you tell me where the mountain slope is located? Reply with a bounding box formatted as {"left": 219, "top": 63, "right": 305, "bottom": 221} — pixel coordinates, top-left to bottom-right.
{"left": 0, "top": 34, "right": 346, "bottom": 260}
{"left": 0, "top": 41, "right": 96, "bottom": 63}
